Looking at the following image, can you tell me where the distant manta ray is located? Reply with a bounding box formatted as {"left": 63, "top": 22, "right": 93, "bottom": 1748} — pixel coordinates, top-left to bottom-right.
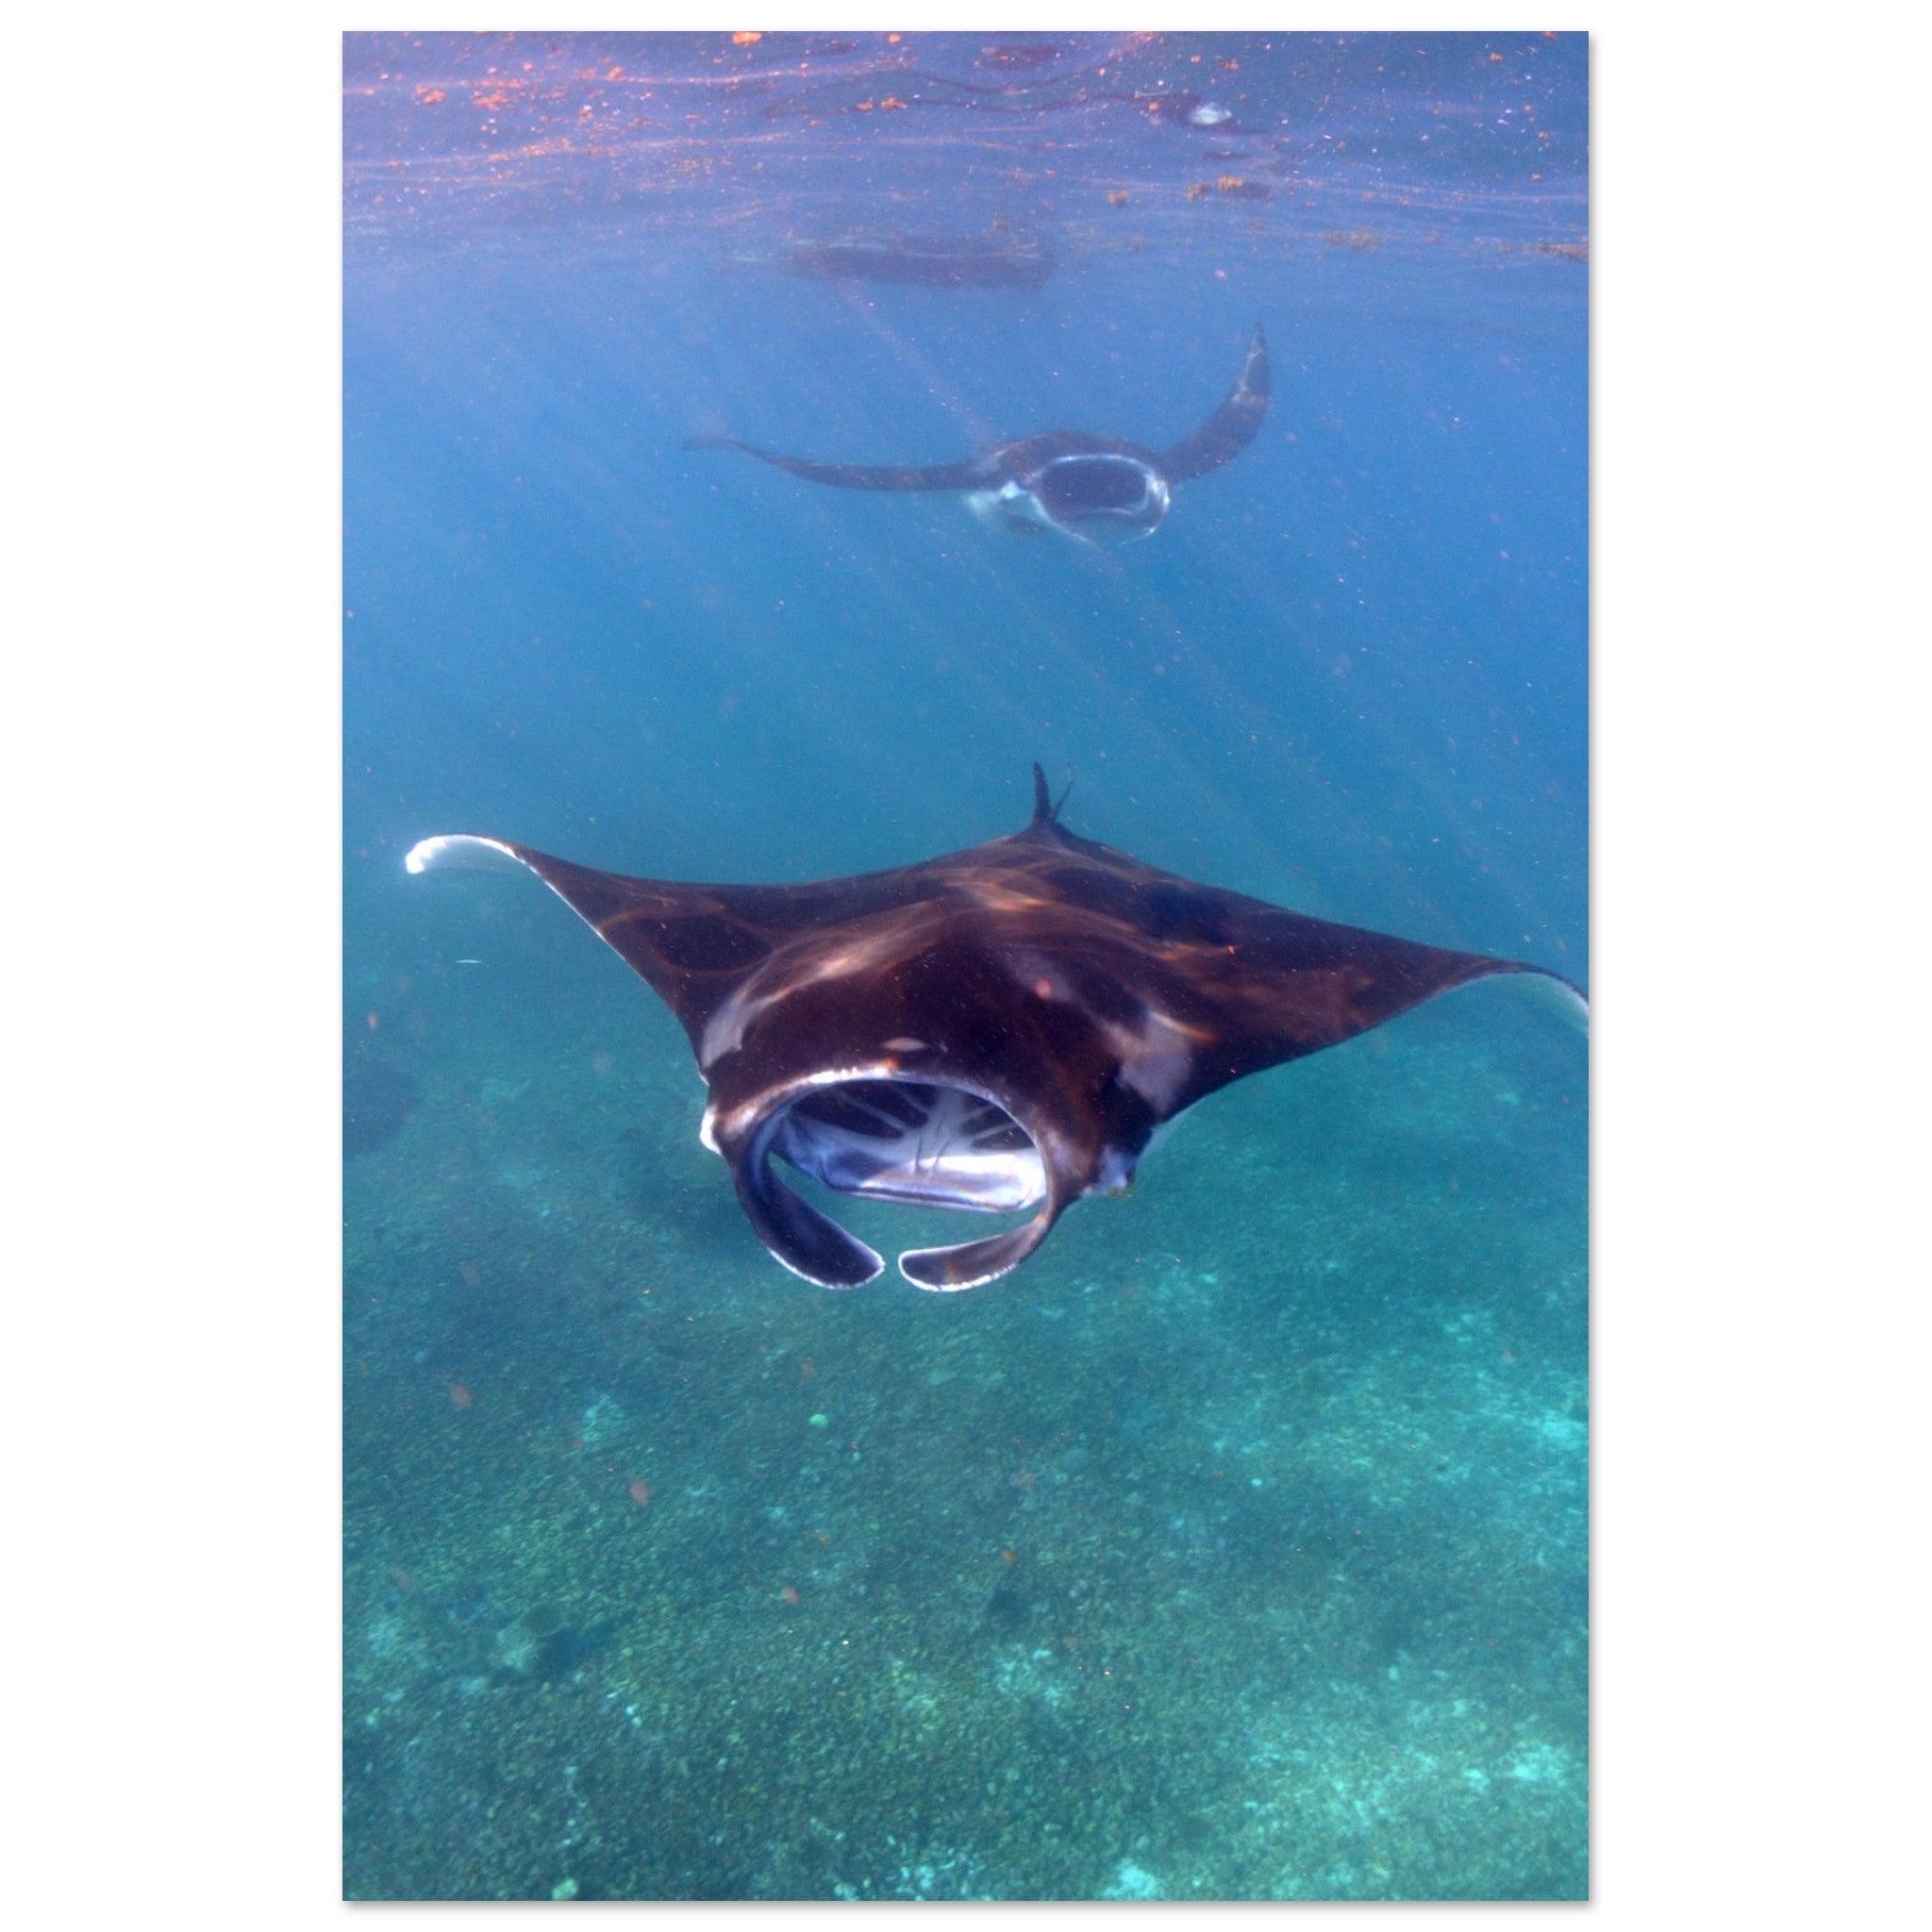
{"left": 408, "top": 768, "right": 1584, "bottom": 1291}
{"left": 685, "top": 324, "right": 1270, "bottom": 542}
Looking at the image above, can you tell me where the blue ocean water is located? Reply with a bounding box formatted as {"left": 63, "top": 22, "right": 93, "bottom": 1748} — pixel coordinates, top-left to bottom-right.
{"left": 344, "top": 30, "right": 1587, "bottom": 1902}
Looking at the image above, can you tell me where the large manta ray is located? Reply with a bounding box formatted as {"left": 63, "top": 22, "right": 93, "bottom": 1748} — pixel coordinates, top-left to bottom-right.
{"left": 408, "top": 771, "right": 1584, "bottom": 1291}
{"left": 685, "top": 325, "right": 1270, "bottom": 542}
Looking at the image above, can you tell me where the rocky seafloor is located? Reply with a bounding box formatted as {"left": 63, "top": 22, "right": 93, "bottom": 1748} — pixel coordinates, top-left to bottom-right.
{"left": 343, "top": 978, "right": 1586, "bottom": 1901}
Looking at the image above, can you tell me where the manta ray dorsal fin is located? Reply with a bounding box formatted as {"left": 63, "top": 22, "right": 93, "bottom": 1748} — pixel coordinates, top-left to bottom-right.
{"left": 1029, "top": 763, "right": 1054, "bottom": 824}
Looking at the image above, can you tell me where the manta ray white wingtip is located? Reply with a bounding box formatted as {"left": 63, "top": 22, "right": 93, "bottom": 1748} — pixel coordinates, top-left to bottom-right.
{"left": 1513, "top": 969, "right": 1590, "bottom": 1033}
{"left": 405, "top": 834, "right": 525, "bottom": 876}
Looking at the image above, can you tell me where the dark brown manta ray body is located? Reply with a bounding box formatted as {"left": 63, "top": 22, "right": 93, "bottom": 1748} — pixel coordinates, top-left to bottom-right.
{"left": 685, "top": 325, "right": 1270, "bottom": 543}
{"left": 407, "top": 770, "right": 1584, "bottom": 1291}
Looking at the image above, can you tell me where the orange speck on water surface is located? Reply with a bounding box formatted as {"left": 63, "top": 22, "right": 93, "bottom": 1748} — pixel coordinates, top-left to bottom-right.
{"left": 365, "top": 1011, "right": 380, "bottom": 1031}
{"left": 1001, "top": 1547, "right": 1018, "bottom": 1564}
{"left": 780, "top": 1583, "right": 802, "bottom": 1606}
{"left": 798, "top": 1357, "right": 817, "bottom": 1382}
{"left": 1033, "top": 977, "right": 1054, "bottom": 999}
{"left": 448, "top": 1383, "right": 474, "bottom": 1409}
{"left": 627, "top": 1479, "right": 652, "bottom": 1507}
{"left": 733, "top": 31, "right": 763, "bottom": 46}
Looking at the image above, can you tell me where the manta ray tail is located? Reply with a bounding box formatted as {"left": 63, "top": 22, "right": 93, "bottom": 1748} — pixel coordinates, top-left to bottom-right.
{"left": 683, "top": 436, "right": 981, "bottom": 493}
{"left": 1158, "top": 322, "right": 1271, "bottom": 482}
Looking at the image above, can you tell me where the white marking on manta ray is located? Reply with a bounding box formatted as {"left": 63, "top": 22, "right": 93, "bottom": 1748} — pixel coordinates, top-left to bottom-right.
{"left": 958, "top": 881, "right": 1052, "bottom": 924}
{"left": 1104, "top": 1007, "right": 1205, "bottom": 1116}
{"left": 1524, "top": 974, "right": 1591, "bottom": 1032}
{"left": 1434, "top": 968, "right": 1591, "bottom": 1034}
{"left": 698, "top": 988, "right": 770, "bottom": 1067}
{"left": 406, "top": 834, "right": 521, "bottom": 875}
{"left": 966, "top": 482, "right": 1063, "bottom": 539}
{"left": 406, "top": 835, "right": 628, "bottom": 970}
{"left": 699, "top": 932, "right": 911, "bottom": 1068}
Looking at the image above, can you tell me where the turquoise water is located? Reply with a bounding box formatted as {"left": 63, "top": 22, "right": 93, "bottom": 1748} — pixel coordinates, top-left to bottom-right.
{"left": 344, "top": 30, "right": 1587, "bottom": 1901}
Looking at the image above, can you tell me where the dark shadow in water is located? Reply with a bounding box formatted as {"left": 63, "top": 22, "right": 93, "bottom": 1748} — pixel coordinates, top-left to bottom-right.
{"left": 344, "top": 1035, "right": 420, "bottom": 1158}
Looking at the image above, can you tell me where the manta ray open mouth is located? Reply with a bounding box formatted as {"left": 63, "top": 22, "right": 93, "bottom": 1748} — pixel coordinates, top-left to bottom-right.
{"left": 1034, "top": 453, "right": 1163, "bottom": 525}
{"left": 771, "top": 1076, "right": 1046, "bottom": 1213}
{"left": 735, "top": 1070, "right": 1055, "bottom": 1291}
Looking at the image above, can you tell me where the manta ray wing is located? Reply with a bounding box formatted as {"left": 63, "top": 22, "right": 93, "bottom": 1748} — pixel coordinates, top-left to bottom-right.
{"left": 408, "top": 771, "right": 1582, "bottom": 1291}
{"left": 1157, "top": 321, "right": 1271, "bottom": 482}
{"left": 681, "top": 437, "right": 986, "bottom": 492}
{"left": 407, "top": 829, "right": 1078, "bottom": 1288}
